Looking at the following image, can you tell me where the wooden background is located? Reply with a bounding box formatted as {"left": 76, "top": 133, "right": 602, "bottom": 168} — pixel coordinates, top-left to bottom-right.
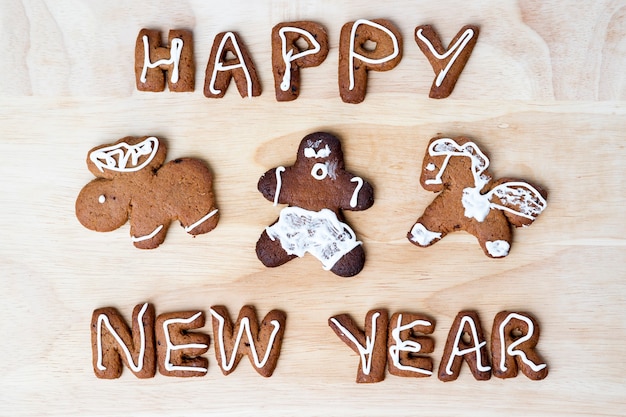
{"left": 1, "top": 0, "right": 625, "bottom": 416}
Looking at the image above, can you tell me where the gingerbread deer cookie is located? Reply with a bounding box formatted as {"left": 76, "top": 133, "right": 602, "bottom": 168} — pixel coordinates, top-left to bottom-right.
{"left": 76, "top": 136, "right": 219, "bottom": 249}
{"left": 408, "top": 136, "right": 547, "bottom": 258}
{"left": 256, "top": 132, "right": 374, "bottom": 277}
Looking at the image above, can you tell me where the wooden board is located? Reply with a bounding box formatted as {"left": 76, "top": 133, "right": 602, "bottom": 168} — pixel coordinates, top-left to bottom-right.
{"left": 1, "top": 1, "right": 625, "bottom": 415}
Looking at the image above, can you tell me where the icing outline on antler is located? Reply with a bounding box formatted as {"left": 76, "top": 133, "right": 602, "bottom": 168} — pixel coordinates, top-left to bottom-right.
{"left": 90, "top": 136, "right": 159, "bottom": 173}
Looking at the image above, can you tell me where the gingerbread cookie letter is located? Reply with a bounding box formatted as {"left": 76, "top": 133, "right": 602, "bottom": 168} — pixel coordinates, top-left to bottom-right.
{"left": 338, "top": 19, "right": 402, "bottom": 103}
{"left": 209, "top": 306, "right": 286, "bottom": 377}
{"left": 387, "top": 312, "right": 435, "bottom": 378}
{"left": 329, "top": 309, "right": 389, "bottom": 383}
{"left": 272, "top": 21, "right": 329, "bottom": 101}
{"left": 438, "top": 311, "right": 491, "bottom": 382}
{"left": 204, "top": 31, "right": 261, "bottom": 98}
{"left": 256, "top": 132, "right": 374, "bottom": 277}
{"left": 156, "top": 311, "right": 210, "bottom": 377}
{"left": 408, "top": 136, "right": 547, "bottom": 258}
{"left": 491, "top": 311, "right": 548, "bottom": 380}
{"left": 76, "top": 136, "right": 219, "bottom": 249}
{"left": 91, "top": 303, "right": 156, "bottom": 379}
{"left": 135, "top": 29, "right": 194, "bottom": 92}
{"left": 415, "top": 25, "right": 479, "bottom": 98}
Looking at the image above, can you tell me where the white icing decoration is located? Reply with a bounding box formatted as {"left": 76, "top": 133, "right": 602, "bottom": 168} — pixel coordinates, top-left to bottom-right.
{"left": 311, "top": 163, "right": 328, "bottom": 180}
{"left": 183, "top": 209, "right": 218, "bottom": 233}
{"left": 131, "top": 224, "right": 164, "bottom": 243}
{"left": 498, "top": 313, "right": 547, "bottom": 372}
{"left": 208, "top": 32, "right": 253, "bottom": 97}
{"left": 266, "top": 207, "right": 361, "bottom": 270}
{"left": 348, "top": 19, "right": 400, "bottom": 90}
{"left": 425, "top": 138, "right": 547, "bottom": 222}
{"left": 304, "top": 144, "right": 331, "bottom": 158}
{"left": 416, "top": 27, "right": 474, "bottom": 87}
{"left": 426, "top": 163, "right": 436, "bottom": 171}
{"left": 409, "top": 223, "right": 441, "bottom": 246}
{"left": 486, "top": 240, "right": 510, "bottom": 258}
{"left": 329, "top": 312, "right": 381, "bottom": 376}
{"left": 162, "top": 311, "right": 208, "bottom": 373}
{"left": 278, "top": 26, "right": 322, "bottom": 91}
{"left": 273, "top": 166, "right": 286, "bottom": 206}
{"left": 98, "top": 195, "right": 106, "bottom": 204}
{"left": 96, "top": 303, "right": 149, "bottom": 372}
{"left": 350, "top": 177, "right": 364, "bottom": 208}
{"left": 90, "top": 136, "right": 159, "bottom": 173}
{"left": 388, "top": 314, "right": 433, "bottom": 376}
{"left": 209, "top": 308, "right": 281, "bottom": 371}
{"left": 140, "top": 35, "right": 183, "bottom": 84}
{"left": 445, "top": 315, "right": 491, "bottom": 375}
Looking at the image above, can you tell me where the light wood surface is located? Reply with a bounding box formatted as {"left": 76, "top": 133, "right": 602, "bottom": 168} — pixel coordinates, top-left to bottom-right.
{"left": 1, "top": 1, "right": 625, "bottom": 416}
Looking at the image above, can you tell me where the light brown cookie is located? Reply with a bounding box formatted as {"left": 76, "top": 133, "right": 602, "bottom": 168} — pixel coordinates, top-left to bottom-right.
{"left": 491, "top": 311, "right": 548, "bottom": 380}
{"left": 338, "top": 19, "right": 403, "bottom": 103}
{"left": 415, "top": 25, "right": 479, "bottom": 99}
{"left": 75, "top": 136, "right": 219, "bottom": 249}
{"left": 271, "top": 21, "right": 329, "bottom": 101}
{"left": 135, "top": 28, "right": 194, "bottom": 92}
{"left": 91, "top": 303, "right": 156, "bottom": 379}
{"left": 408, "top": 136, "right": 547, "bottom": 258}
{"left": 256, "top": 132, "right": 374, "bottom": 277}
{"left": 203, "top": 31, "right": 261, "bottom": 98}
{"left": 387, "top": 312, "right": 435, "bottom": 378}
{"left": 209, "top": 305, "right": 286, "bottom": 377}
{"left": 438, "top": 311, "right": 491, "bottom": 382}
{"left": 156, "top": 311, "right": 210, "bottom": 377}
{"left": 329, "top": 309, "right": 389, "bottom": 383}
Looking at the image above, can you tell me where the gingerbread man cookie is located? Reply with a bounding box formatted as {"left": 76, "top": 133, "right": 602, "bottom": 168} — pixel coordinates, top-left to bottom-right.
{"left": 408, "top": 136, "right": 547, "bottom": 258}
{"left": 256, "top": 132, "right": 374, "bottom": 277}
{"left": 76, "top": 136, "right": 219, "bottom": 249}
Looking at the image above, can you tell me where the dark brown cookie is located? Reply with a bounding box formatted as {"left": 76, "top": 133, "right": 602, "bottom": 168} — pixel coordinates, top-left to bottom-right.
{"left": 75, "top": 136, "right": 219, "bottom": 249}
{"left": 415, "top": 25, "right": 479, "bottom": 99}
{"left": 203, "top": 31, "right": 261, "bottom": 98}
{"left": 438, "top": 311, "right": 491, "bottom": 382}
{"left": 408, "top": 135, "right": 547, "bottom": 258}
{"left": 209, "top": 305, "right": 286, "bottom": 377}
{"left": 135, "top": 28, "right": 194, "bottom": 92}
{"left": 338, "top": 19, "right": 403, "bottom": 103}
{"left": 329, "top": 309, "right": 389, "bottom": 383}
{"left": 387, "top": 312, "right": 435, "bottom": 378}
{"left": 491, "top": 311, "right": 548, "bottom": 380}
{"left": 271, "top": 21, "right": 329, "bottom": 101}
{"left": 91, "top": 303, "right": 156, "bottom": 379}
{"left": 156, "top": 311, "right": 210, "bottom": 377}
{"left": 256, "top": 132, "right": 374, "bottom": 276}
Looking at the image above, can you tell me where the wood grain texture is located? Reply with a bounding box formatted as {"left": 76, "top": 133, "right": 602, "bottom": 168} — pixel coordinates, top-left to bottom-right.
{"left": 1, "top": 1, "right": 625, "bottom": 416}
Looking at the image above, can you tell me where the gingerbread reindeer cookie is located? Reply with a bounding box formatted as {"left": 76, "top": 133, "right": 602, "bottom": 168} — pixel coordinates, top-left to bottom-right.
{"left": 407, "top": 136, "right": 547, "bottom": 258}
{"left": 256, "top": 132, "right": 374, "bottom": 277}
{"left": 76, "top": 136, "right": 219, "bottom": 249}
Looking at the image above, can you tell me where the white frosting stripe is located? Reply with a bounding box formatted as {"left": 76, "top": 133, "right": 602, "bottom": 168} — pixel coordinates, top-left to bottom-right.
{"left": 208, "top": 32, "right": 254, "bottom": 97}
{"left": 162, "top": 311, "right": 208, "bottom": 373}
{"left": 278, "top": 27, "right": 323, "bottom": 91}
{"left": 95, "top": 303, "right": 150, "bottom": 373}
{"left": 210, "top": 308, "right": 282, "bottom": 372}
{"left": 444, "top": 314, "right": 491, "bottom": 376}
{"left": 498, "top": 313, "right": 547, "bottom": 373}
{"left": 349, "top": 177, "right": 364, "bottom": 207}
{"left": 273, "top": 166, "right": 286, "bottom": 206}
{"left": 140, "top": 36, "right": 183, "bottom": 84}
{"left": 416, "top": 27, "right": 475, "bottom": 88}
{"left": 348, "top": 19, "right": 400, "bottom": 90}
{"left": 184, "top": 209, "right": 218, "bottom": 233}
{"left": 329, "top": 312, "right": 381, "bottom": 376}
{"left": 388, "top": 314, "right": 433, "bottom": 375}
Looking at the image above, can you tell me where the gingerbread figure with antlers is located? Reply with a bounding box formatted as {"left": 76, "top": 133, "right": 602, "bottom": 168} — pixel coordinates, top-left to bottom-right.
{"left": 408, "top": 136, "right": 547, "bottom": 258}
{"left": 256, "top": 132, "right": 374, "bottom": 277}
